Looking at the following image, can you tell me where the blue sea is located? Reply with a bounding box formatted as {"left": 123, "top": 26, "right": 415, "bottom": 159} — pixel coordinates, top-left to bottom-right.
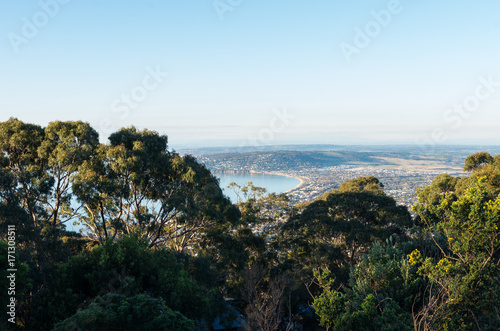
{"left": 216, "top": 172, "right": 301, "bottom": 203}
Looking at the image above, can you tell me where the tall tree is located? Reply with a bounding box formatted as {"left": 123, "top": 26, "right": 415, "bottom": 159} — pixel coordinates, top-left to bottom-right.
{"left": 0, "top": 118, "right": 48, "bottom": 228}
{"left": 281, "top": 176, "right": 412, "bottom": 278}
{"left": 0, "top": 118, "right": 99, "bottom": 230}
{"left": 0, "top": 119, "right": 95, "bottom": 327}
{"left": 38, "top": 120, "right": 99, "bottom": 228}
{"left": 72, "top": 126, "right": 239, "bottom": 250}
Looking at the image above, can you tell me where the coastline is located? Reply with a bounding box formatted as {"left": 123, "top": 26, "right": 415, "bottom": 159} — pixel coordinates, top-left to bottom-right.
{"left": 215, "top": 170, "right": 306, "bottom": 195}
{"left": 252, "top": 171, "right": 307, "bottom": 195}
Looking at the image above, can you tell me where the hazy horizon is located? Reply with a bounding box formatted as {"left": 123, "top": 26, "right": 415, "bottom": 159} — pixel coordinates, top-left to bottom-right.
{"left": 1, "top": 1, "right": 499, "bottom": 147}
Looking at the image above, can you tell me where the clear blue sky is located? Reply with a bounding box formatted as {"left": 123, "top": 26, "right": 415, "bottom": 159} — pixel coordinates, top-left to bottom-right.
{"left": 1, "top": 0, "right": 499, "bottom": 148}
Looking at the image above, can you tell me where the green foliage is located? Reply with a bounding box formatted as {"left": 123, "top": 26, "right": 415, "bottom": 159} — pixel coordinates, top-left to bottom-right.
{"left": 463, "top": 152, "right": 494, "bottom": 172}
{"left": 458, "top": 164, "right": 500, "bottom": 199}
{"left": 52, "top": 293, "right": 194, "bottom": 331}
{"left": 311, "top": 241, "right": 418, "bottom": 331}
{"left": 72, "top": 126, "right": 240, "bottom": 251}
{"left": 335, "top": 175, "right": 384, "bottom": 194}
{"left": 0, "top": 118, "right": 99, "bottom": 231}
{"left": 0, "top": 163, "right": 34, "bottom": 245}
{"left": 349, "top": 240, "right": 422, "bottom": 312}
{"left": 210, "top": 182, "right": 294, "bottom": 297}
{"left": 281, "top": 176, "right": 412, "bottom": 284}
{"left": 416, "top": 173, "right": 459, "bottom": 206}
{"left": 417, "top": 153, "right": 500, "bottom": 208}
{"left": 229, "top": 181, "right": 291, "bottom": 229}
{"left": 414, "top": 176, "right": 500, "bottom": 330}
{"left": 4, "top": 117, "right": 499, "bottom": 331}
{"left": 0, "top": 119, "right": 239, "bottom": 329}
{"left": 493, "top": 154, "right": 500, "bottom": 168}
{"left": 0, "top": 118, "right": 50, "bottom": 226}
{"left": 0, "top": 119, "right": 100, "bottom": 328}
{"left": 29, "top": 235, "right": 218, "bottom": 330}
{"left": 38, "top": 120, "right": 99, "bottom": 227}
{"left": 310, "top": 268, "right": 345, "bottom": 329}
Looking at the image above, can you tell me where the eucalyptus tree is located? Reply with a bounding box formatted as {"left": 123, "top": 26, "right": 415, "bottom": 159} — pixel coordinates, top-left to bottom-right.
{"left": 38, "top": 120, "right": 99, "bottom": 228}
{"left": 0, "top": 118, "right": 48, "bottom": 228}
{"left": 0, "top": 118, "right": 99, "bottom": 230}
{"left": 281, "top": 176, "right": 412, "bottom": 280}
{"left": 463, "top": 152, "right": 494, "bottom": 172}
{"left": 0, "top": 118, "right": 99, "bottom": 326}
{"left": 72, "top": 126, "right": 239, "bottom": 250}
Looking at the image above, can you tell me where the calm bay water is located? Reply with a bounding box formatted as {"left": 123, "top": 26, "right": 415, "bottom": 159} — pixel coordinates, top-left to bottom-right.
{"left": 216, "top": 172, "right": 301, "bottom": 203}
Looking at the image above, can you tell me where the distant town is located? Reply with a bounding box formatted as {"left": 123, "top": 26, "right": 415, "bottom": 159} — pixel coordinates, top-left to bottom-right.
{"left": 187, "top": 145, "right": 500, "bottom": 209}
